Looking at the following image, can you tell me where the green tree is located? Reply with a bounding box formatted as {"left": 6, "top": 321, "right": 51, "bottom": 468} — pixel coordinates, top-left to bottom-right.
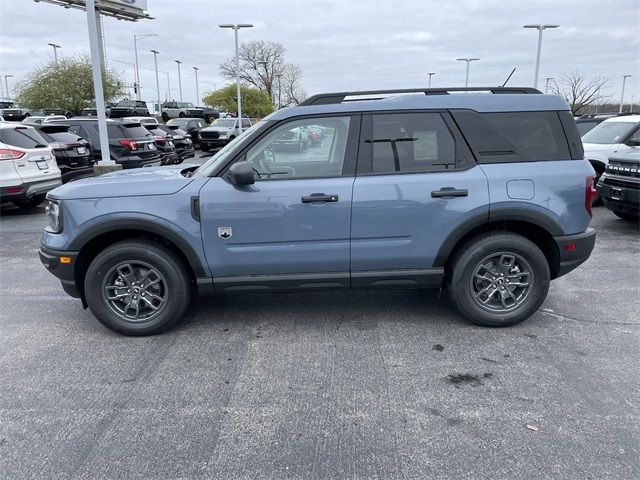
{"left": 15, "top": 54, "right": 125, "bottom": 113}
{"left": 202, "top": 84, "right": 274, "bottom": 118}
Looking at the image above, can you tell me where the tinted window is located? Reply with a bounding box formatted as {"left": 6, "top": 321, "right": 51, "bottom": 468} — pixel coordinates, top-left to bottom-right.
{"left": 47, "top": 131, "right": 85, "bottom": 143}
{"left": 576, "top": 121, "right": 599, "bottom": 136}
{"left": 582, "top": 121, "right": 638, "bottom": 144}
{"left": 244, "top": 116, "right": 351, "bottom": 180}
{"left": 122, "top": 125, "right": 152, "bottom": 138}
{"left": 242, "top": 119, "right": 251, "bottom": 128}
{"left": 482, "top": 112, "right": 570, "bottom": 160}
{"left": 0, "top": 127, "right": 48, "bottom": 148}
{"left": 369, "top": 113, "right": 456, "bottom": 173}
{"left": 167, "top": 119, "right": 190, "bottom": 129}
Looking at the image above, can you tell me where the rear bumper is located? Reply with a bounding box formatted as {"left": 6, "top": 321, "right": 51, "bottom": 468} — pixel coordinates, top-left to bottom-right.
{"left": 0, "top": 177, "right": 62, "bottom": 202}
{"left": 554, "top": 228, "right": 596, "bottom": 278}
{"left": 39, "top": 246, "right": 81, "bottom": 298}
{"left": 177, "top": 148, "right": 195, "bottom": 160}
{"left": 117, "top": 155, "right": 162, "bottom": 169}
{"left": 60, "top": 166, "right": 94, "bottom": 184}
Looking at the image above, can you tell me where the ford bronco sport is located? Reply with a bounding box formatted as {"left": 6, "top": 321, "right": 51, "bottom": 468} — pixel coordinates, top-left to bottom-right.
{"left": 39, "top": 87, "right": 596, "bottom": 335}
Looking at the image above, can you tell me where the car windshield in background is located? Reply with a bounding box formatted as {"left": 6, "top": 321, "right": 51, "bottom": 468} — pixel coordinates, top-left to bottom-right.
{"left": 212, "top": 119, "right": 236, "bottom": 128}
{"left": 0, "top": 127, "right": 48, "bottom": 148}
{"left": 177, "top": 102, "right": 194, "bottom": 108}
{"left": 122, "top": 125, "right": 152, "bottom": 138}
{"left": 167, "top": 119, "right": 190, "bottom": 128}
{"left": 46, "top": 131, "right": 83, "bottom": 143}
{"left": 117, "top": 101, "right": 136, "bottom": 107}
{"left": 577, "top": 121, "right": 599, "bottom": 137}
{"left": 582, "top": 122, "right": 637, "bottom": 144}
{"left": 192, "top": 121, "right": 267, "bottom": 177}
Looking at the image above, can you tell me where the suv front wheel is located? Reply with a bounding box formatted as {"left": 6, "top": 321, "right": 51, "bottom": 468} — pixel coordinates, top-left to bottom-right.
{"left": 84, "top": 240, "right": 191, "bottom": 335}
{"left": 448, "top": 232, "right": 550, "bottom": 327}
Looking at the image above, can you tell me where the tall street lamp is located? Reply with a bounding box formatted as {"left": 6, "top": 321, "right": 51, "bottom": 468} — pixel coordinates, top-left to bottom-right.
{"left": 523, "top": 24, "right": 559, "bottom": 89}
{"left": 545, "top": 77, "right": 554, "bottom": 94}
{"left": 150, "top": 50, "right": 161, "bottom": 117}
{"left": 193, "top": 66, "right": 200, "bottom": 106}
{"left": 620, "top": 75, "right": 632, "bottom": 113}
{"left": 4, "top": 75, "right": 13, "bottom": 101}
{"left": 48, "top": 43, "right": 61, "bottom": 61}
{"left": 133, "top": 33, "right": 157, "bottom": 100}
{"left": 219, "top": 23, "right": 253, "bottom": 133}
{"left": 456, "top": 58, "right": 479, "bottom": 88}
{"left": 175, "top": 59, "right": 183, "bottom": 102}
{"left": 427, "top": 72, "right": 435, "bottom": 88}
{"left": 275, "top": 73, "right": 283, "bottom": 109}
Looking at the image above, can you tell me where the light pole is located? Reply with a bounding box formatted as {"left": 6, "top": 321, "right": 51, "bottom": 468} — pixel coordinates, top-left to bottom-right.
{"left": 133, "top": 33, "right": 157, "bottom": 100}
{"left": 4, "top": 75, "right": 13, "bottom": 101}
{"left": 456, "top": 58, "right": 479, "bottom": 88}
{"left": 545, "top": 77, "right": 554, "bottom": 94}
{"left": 175, "top": 60, "right": 183, "bottom": 102}
{"left": 192, "top": 67, "right": 200, "bottom": 105}
{"left": 427, "top": 72, "right": 435, "bottom": 88}
{"left": 150, "top": 50, "right": 161, "bottom": 117}
{"left": 112, "top": 59, "right": 136, "bottom": 97}
{"left": 620, "top": 75, "right": 632, "bottom": 113}
{"left": 523, "top": 24, "right": 559, "bottom": 89}
{"left": 48, "top": 43, "right": 61, "bottom": 61}
{"left": 275, "top": 73, "right": 283, "bottom": 109}
{"left": 219, "top": 23, "right": 253, "bottom": 133}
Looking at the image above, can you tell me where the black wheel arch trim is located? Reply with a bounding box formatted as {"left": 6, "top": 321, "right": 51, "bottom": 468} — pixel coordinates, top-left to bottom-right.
{"left": 68, "top": 217, "right": 209, "bottom": 278}
{"left": 433, "top": 208, "right": 564, "bottom": 268}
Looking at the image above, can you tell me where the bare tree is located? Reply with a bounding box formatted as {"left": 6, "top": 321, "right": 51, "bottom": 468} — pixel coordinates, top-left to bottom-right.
{"left": 219, "top": 40, "right": 306, "bottom": 106}
{"left": 549, "top": 70, "right": 611, "bottom": 115}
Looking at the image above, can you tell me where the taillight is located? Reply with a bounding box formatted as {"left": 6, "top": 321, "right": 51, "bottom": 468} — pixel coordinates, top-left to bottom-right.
{"left": 49, "top": 142, "right": 71, "bottom": 150}
{"left": 0, "top": 148, "right": 25, "bottom": 161}
{"left": 119, "top": 139, "right": 138, "bottom": 151}
{"left": 585, "top": 175, "right": 597, "bottom": 216}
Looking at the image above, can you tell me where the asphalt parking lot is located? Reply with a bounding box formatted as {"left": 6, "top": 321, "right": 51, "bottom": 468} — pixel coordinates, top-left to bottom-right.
{"left": 1, "top": 192, "right": 639, "bottom": 479}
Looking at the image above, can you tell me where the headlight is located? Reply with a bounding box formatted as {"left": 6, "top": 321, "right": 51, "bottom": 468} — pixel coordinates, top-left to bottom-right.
{"left": 219, "top": 131, "right": 228, "bottom": 138}
{"left": 45, "top": 199, "right": 62, "bottom": 233}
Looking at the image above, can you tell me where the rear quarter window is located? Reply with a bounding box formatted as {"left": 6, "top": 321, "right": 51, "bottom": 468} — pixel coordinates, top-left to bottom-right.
{"left": 451, "top": 110, "right": 572, "bottom": 163}
{"left": 47, "top": 131, "right": 85, "bottom": 143}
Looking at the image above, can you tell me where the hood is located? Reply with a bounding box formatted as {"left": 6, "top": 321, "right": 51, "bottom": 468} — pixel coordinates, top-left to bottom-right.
{"left": 201, "top": 126, "right": 231, "bottom": 133}
{"left": 582, "top": 143, "right": 617, "bottom": 162}
{"left": 48, "top": 164, "right": 198, "bottom": 200}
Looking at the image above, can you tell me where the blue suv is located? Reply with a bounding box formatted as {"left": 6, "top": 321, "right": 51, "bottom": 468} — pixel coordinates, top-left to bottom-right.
{"left": 39, "top": 87, "right": 597, "bottom": 335}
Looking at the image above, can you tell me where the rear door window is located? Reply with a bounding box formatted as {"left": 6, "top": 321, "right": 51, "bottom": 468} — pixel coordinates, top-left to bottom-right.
{"left": 122, "top": 125, "right": 152, "bottom": 138}
{"left": 0, "top": 127, "right": 48, "bottom": 148}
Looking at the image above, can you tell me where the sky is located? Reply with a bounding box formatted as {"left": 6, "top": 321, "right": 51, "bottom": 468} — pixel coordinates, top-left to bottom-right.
{"left": 0, "top": 0, "right": 639, "bottom": 107}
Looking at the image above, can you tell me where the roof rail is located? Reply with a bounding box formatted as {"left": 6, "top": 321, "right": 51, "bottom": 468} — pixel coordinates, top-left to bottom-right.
{"left": 298, "top": 87, "right": 542, "bottom": 106}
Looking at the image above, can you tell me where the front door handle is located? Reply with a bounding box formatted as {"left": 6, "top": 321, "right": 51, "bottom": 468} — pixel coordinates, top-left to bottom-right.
{"left": 301, "top": 193, "right": 339, "bottom": 203}
{"left": 431, "top": 188, "right": 468, "bottom": 198}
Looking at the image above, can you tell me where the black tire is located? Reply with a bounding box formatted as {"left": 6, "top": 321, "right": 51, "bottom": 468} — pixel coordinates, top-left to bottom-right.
{"left": 178, "top": 112, "right": 185, "bottom": 118}
{"left": 613, "top": 210, "right": 639, "bottom": 222}
{"left": 161, "top": 112, "right": 169, "bottom": 122}
{"left": 84, "top": 240, "right": 191, "bottom": 336}
{"left": 448, "top": 232, "right": 550, "bottom": 327}
{"left": 13, "top": 194, "right": 45, "bottom": 209}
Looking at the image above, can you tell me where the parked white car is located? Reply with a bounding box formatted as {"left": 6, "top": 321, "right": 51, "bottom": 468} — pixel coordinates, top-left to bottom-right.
{"left": 161, "top": 101, "right": 203, "bottom": 122}
{"left": 198, "top": 117, "right": 252, "bottom": 151}
{"left": 582, "top": 115, "right": 640, "bottom": 174}
{"left": 22, "top": 115, "right": 68, "bottom": 125}
{"left": 0, "top": 123, "right": 61, "bottom": 209}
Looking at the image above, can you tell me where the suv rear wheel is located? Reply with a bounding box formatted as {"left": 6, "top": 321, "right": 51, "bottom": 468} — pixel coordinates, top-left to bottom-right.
{"left": 84, "top": 240, "right": 191, "bottom": 335}
{"left": 448, "top": 232, "right": 550, "bottom": 327}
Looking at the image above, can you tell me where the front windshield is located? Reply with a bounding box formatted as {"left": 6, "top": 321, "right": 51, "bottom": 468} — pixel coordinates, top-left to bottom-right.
{"left": 582, "top": 121, "right": 637, "bottom": 144}
{"left": 192, "top": 121, "right": 269, "bottom": 177}
{"left": 178, "top": 102, "right": 194, "bottom": 108}
{"left": 118, "top": 100, "right": 136, "bottom": 107}
{"left": 212, "top": 118, "right": 236, "bottom": 128}
{"left": 167, "top": 119, "right": 190, "bottom": 128}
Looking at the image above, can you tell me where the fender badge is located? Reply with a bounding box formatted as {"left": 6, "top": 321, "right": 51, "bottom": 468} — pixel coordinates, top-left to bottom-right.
{"left": 218, "top": 227, "right": 232, "bottom": 239}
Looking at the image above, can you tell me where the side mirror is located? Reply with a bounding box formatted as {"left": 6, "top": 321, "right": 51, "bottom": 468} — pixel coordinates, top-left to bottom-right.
{"left": 625, "top": 139, "right": 640, "bottom": 147}
{"left": 227, "top": 161, "right": 255, "bottom": 186}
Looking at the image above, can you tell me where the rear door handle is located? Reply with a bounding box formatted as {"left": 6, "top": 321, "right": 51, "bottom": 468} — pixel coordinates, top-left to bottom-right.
{"left": 431, "top": 188, "right": 468, "bottom": 198}
{"left": 301, "top": 193, "right": 339, "bottom": 203}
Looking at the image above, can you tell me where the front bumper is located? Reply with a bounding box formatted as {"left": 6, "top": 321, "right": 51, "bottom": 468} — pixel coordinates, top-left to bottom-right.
{"left": 554, "top": 228, "right": 596, "bottom": 278}
{"left": 598, "top": 175, "right": 639, "bottom": 214}
{"left": 200, "top": 138, "right": 229, "bottom": 148}
{"left": 39, "top": 246, "right": 81, "bottom": 298}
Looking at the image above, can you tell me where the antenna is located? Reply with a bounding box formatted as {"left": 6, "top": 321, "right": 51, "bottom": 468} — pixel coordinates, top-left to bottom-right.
{"left": 502, "top": 68, "right": 517, "bottom": 87}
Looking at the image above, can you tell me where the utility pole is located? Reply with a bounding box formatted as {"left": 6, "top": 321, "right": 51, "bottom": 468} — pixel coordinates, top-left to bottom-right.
{"left": 193, "top": 66, "right": 199, "bottom": 105}
{"left": 545, "top": 77, "right": 554, "bottom": 94}
{"left": 427, "top": 72, "right": 435, "bottom": 88}
{"left": 523, "top": 24, "right": 559, "bottom": 89}
{"left": 456, "top": 58, "right": 479, "bottom": 88}
{"left": 276, "top": 73, "right": 283, "bottom": 109}
{"left": 175, "top": 59, "right": 183, "bottom": 102}
{"left": 133, "top": 34, "right": 157, "bottom": 101}
{"left": 4, "top": 75, "right": 13, "bottom": 101}
{"left": 620, "top": 75, "right": 632, "bottom": 113}
{"left": 48, "top": 43, "right": 61, "bottom": 61}
{"left": 219, "top": 24, "right": 253, "bottom": 133}
{"left": 151, "top": 50, "right": 161, "bottom": 117}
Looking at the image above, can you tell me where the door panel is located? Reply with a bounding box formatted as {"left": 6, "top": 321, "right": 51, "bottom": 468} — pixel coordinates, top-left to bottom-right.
{"left": 199, "top": 176, "right": 353, "bottom": 278}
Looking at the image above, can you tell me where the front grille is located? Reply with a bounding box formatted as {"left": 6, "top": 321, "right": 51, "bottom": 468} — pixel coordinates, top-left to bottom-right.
{"left": 606, "top": 162, "right": 640, "bottom": 179}
{"left": 200, "top": 131, "right": 220, "bottom": 139}
{"left": 603, "top": 177, "right": 639, "bottom": 189}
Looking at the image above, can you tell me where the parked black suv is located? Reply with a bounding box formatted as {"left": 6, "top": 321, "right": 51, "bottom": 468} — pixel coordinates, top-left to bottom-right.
{"left": 32, "top": 124, "right": 93, "bottom": 183}
{"left": 158, "top": 124, "right": 195, "bottom": 161}
{"left": 49, "top": 118, "right": 161, "bottom": 169}
{"left": 597, "top": 151, "right": 640, "bottom": 221}
{"left": 199, "top": 106, "right": 220, "bottom": 123}
{"left": 109, "top": 100, "right": 150, "bottom": 118}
